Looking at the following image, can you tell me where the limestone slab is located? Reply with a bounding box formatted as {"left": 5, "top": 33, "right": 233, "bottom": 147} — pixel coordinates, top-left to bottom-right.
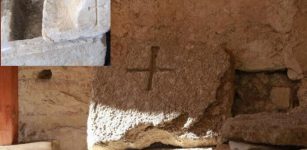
{"left": 1, "top": 37, "right": 106, "bottom": 66}
{"left": 42, "top": 0, "right": 110, "bottom": 42}
{"left": 221, "top": 107, "right": 307, "bottom": 147}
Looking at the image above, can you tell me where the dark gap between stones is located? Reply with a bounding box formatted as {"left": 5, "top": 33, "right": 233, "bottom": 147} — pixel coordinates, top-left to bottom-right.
{"left": 11, "top": 0, "right": 43, "bottom": 41}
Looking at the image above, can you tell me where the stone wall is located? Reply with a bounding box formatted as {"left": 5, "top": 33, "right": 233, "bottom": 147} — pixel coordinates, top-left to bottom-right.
{"left": 89, "top": 0, "right": 307, "bottom": 149}
{"left": 18, "top": 67, "right": 95, "bottom": 150}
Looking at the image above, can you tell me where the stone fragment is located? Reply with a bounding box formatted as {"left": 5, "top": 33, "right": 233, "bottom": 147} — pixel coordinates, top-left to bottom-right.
{"left": 270, "top": 87, "right": 291, "bottom": 110}
{"left": 42, "top": 0, "right": 110, "bottom": 42}
{"left": 221, "top": 107, "right": 307, "bottom": 147}
{"left": 283, "top": 43, "right": 304, "bottom": 80}
{"left": 1, "top": 37, "right": 106, "bottom": 66}
{"left": 298, "top": 79, "right": 307, "bottom": 106}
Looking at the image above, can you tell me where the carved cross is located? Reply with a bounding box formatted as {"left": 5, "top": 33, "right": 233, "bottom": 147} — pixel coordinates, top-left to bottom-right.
{"left": 127, "top": 46, "right": 174, "bottom": 91}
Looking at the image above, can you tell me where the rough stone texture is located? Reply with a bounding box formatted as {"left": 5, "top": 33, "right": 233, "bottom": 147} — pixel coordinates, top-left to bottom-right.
{"left": 112, "top": 0, "right": 305, "bottom": 80}
{"left": 89, "top": 46, "right": 233, "bottom": 149}
{"left": 233, "top": 71, "right": 299, "bottom": 115}
{"left": 221, "top": 107, "right": 307, "bottom": 147}
{"left": 270, "top": 87, "right": 291, "bottom": 110}
{"left": 292, "top": 0, "right": 307, "bottom": 76}
{"left": 19, "top": 67, "right": 95, "bottom": 150}
{"left": 42, "top": 0, "right": 110, "bottom": 42}
{"left": 298, "top": 78, "right": 307, "bottom": 106}
{"left": 1, "top": 37, "right": 106, "bottom": 66}
{"left": 89, "top": 1, "right": 236, "bottom": 149}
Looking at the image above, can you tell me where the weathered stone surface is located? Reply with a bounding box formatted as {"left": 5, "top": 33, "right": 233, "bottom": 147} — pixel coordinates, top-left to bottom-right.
{"left": 221, "top": 0, "right": 303, "bottom": 80}
{"left": 233, "top": 72, "right": 298, "bottom": 115}
{"left": 221, "top": 107, "right": 307, "bottom": 147}
{"left": 292, "top": 0, "right": 307, "bottom": 75}
{"left": 1, "top": 37, "right": 106, "bottom": 66}
{"left": 229, "top": 141, "right": 280, "bottom": 150}
{"left": 91, "top": 1, "right": 235, "bottom": 147}
{"left": 42, "top": 0, "right": 110, "bottom": 42}
{"left": 270, "top": 87, "right": 291, "bottom": 110}
{"left": 89, "top": 44, "right": 233, "bottom": 149}
{"left": 19, "top": 67, "right": 95, "bottom": 150}
{"left": 298, "top": 78, "right": 307, "bottom": 106}
{"left": 0, "top": 142, "right": 57, "bottom": 150}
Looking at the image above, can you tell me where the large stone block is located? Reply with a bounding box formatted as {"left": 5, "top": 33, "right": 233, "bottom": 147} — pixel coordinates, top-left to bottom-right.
{"left": 1, "top": 37, "right": 106, "bottom": 66}
{"left": 221, "top": 107, "right": 307, "bottom": 147}
{"left": 42, "top": 0, "right": 110, "bottom": 42}
{"left": 270, "top": 87, "right": 291, "bottom": 110}
{"left": 88, "top": 44, "right": 233, "bottom": 149}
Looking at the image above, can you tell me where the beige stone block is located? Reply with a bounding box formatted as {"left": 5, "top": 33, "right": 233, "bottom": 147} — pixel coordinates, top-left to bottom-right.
{"left": 270, "top": 87, "right": 291, "bottom": 110}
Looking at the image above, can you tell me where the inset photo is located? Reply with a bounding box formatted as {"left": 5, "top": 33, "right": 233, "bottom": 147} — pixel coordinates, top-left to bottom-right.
{"left": 1, "top": 0, "right": 110, "bottom": 66}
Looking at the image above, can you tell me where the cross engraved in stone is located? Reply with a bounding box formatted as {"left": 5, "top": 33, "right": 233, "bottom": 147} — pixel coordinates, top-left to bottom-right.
{"left": 127, "top": 46, "right": 175, "bottom": 91}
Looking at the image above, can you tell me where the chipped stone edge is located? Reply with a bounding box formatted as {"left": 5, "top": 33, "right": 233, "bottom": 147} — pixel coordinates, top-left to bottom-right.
{"left": 87, "top": 103, "right": 219, "bottom": 150}
{"left": 1, "top": 0, "right": 14, "bottom": 50}
{"left": 42, "top": 0, "right": 110, "bottom": 42}
{"left": 1, "top": 36, "right": 106, "bottom": 66}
